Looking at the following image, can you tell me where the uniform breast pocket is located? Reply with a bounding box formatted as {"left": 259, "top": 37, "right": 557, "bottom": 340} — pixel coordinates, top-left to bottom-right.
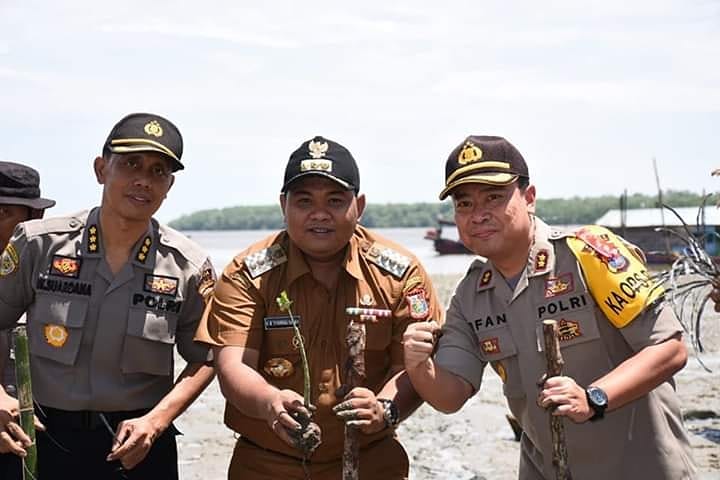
{"left": 121, "top": 309, "right": 178, "bottom": 376}
{"left": 28, "top": 293, "right": 88, "bottom": 366}
{"left": 260, "top": 329, "right": 301, "bottom": 387}
{"left": 476, "top": 326, "right": 524, "bottom": 399}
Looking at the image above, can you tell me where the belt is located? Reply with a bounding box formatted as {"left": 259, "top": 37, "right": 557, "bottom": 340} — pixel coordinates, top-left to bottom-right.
{"left": 38, "top": 405, "right": 150, "bottom": 431}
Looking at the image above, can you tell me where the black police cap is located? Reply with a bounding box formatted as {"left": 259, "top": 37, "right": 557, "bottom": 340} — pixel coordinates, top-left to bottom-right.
{"left": 439, "top": 135, "right": 529, "bottom": 200}
{"left": 104, "top": 113, "right": 184, "bottom": 171}
{"left": 282, "top": 136, "right": 360, "bottom": 193}
{"left": 0, "top": 161, "right": 56, "bottom": 210}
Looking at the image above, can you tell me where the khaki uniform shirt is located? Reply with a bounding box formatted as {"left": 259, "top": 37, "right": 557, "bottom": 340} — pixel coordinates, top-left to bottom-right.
{"left": 0, "top": 207, "right": 214, "bottom": 411}
{"left": 195, "top": 225, "right": 443, "bottom": 463}
{"left": 435, "top": 219, "right": 696, "bottom": 480}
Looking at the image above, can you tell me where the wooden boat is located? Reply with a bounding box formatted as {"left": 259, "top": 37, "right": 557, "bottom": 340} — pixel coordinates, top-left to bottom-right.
{"left": 424, "top": 218, "right": 472, "bottom": 255}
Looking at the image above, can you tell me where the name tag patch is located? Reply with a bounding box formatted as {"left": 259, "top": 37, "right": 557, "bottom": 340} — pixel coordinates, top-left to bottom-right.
{"left": 144, "top": 274, "right": 179, "bottom": 296}
{"left": 50, "top": 255, "right": 82, "bottom": 278}
{"left": 264, "top": 316, "right": 300, "bottom": 330}
{"left": 132, "top": 293, "right": 182, "bottom": 313}
{"left": 471, "top": 313, "right": 508, "bottom": 330}
{"left": 537, "top": 294, "right": 588, "bottom": 319}
{"left": 36, "top": 274, "right": 92, "bottom": 296}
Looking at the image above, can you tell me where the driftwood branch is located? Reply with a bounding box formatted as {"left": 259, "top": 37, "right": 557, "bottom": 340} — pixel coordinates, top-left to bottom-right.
{"left": 342, "top": 320, "right": 366, "bottom": 480}
{"left": 542, "top": 319, "right": 572, "bottom": 480}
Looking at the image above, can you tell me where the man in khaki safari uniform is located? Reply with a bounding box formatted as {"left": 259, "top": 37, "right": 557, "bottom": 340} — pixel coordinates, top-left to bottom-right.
{"left": 0, "top": 113, "right": 215, "bottom": 479}
{"left": 196, "top": 136, "right": 443, "bottom": 479}
{"left": 403, "top": 135, "right": 696, "bottom": 479}
{"left": 0, "top": 161, "right": 55, "bottom": 479}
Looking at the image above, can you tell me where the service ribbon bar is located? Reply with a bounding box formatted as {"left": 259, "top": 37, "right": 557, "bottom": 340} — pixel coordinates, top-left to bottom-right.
{"left": 345, "top": 307, "right": 392, "bottom": 317}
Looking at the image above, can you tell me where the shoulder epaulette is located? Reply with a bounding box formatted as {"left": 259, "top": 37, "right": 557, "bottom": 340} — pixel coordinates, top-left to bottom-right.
{"left": 466, "top": 256, "right": 487, "bottom": 273}
{"left": 548, "top": 227, "right": 573, "bottom": 241}
{"left": 365, "top": 242, "right": 410, "bottom": 279}
{"left": 158, "top": 223, "right": 209, "bottom": 269}
{"left": 23, "top": 211, "right": 87, "bottom": 238}
{"left": 244, "top": 245, "right": 287, "bottom": 279}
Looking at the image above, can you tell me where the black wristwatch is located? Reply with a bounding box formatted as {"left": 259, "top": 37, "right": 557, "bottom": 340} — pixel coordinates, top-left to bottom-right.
{"left": 585, "top": 386, "right": 608, "bottom": 422}
{"left": 377, "top": 398, "right": 399, "bottom": 429}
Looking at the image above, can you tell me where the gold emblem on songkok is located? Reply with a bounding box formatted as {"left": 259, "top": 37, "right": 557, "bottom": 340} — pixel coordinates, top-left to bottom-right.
{"left": 300, "top": 159, "right": 333, "bottom": 173}
{"left": 308, "top": 139, "right": 328, "bottom": 159}
{"left": 458, "top": 142, "right": 482, "bottom": 165}
{"left": 144, "top": 120, "right": 163, "bottom": 137}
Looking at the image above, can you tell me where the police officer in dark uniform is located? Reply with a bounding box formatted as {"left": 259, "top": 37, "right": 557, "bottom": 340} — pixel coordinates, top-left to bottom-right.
{"left": 0, "top": 113, "right": 215, "bottom": 479}
{"left": 0, "top": 161, "right": 55, "bottom": 479}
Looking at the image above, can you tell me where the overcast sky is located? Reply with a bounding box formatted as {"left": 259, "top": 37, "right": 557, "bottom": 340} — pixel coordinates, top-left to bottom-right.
{"left": 1, "top": 0, "right": 718, "bottom": 223}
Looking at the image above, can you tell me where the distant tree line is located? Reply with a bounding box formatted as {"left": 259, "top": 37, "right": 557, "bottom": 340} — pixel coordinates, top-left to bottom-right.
{"left": 169, "top": 190, "right": 714, "bottom": 230}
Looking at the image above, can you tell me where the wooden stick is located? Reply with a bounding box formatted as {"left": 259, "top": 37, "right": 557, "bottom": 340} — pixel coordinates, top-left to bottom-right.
{"left": 542, "top": 319, "right": 572, "bottom": 480}
{"left": 13, "top": 326, "right": 37, "bottom": 480}
{"left": 341, "top": 320, "right": 366, "bottom": 480}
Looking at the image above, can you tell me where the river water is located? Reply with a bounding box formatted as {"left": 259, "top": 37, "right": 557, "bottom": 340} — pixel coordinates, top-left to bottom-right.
{"left": 184, "top": 227, "right": 476, "bottom": 275}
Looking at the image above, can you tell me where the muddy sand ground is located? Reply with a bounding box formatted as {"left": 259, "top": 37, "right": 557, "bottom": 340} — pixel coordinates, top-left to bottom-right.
{"left": 176, "top": 274, "right": 720, "bottom": 479}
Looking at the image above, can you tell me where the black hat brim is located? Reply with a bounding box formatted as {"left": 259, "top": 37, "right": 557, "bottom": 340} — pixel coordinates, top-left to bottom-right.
{"left": 109, "top": 144, "right": 184, "bottom": 171}
{"left": 282, "top": 171, "right": 354, "bottom": 193}
{"left": 0, "top": 196, "right": 56, "bottom": 210}
{"left": 439, "top": 172, "right": 518, "bottom": 200}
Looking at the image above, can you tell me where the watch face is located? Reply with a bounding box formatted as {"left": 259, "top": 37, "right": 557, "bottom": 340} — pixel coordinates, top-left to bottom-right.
{"left": 588, "top": 387, "right": 608, "bottom": 407}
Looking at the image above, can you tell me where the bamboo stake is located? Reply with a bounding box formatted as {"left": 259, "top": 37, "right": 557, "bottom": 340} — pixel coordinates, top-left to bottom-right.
{"left": 13, "top": 326, "right": 37, "bottom": 480}
{"left": 542, "top": 319, "right": 571, "bottom": 480}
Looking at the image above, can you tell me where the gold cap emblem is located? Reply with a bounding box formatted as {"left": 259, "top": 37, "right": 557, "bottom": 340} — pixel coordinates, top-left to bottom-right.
{"left": 308, "top": 139, "right": 329, "bottom": 159}
{"left": 144, "top": 120, "right": 163, "bottom": 137}
{"left": 458, "top": 142, "right": 482, "bottom": 165}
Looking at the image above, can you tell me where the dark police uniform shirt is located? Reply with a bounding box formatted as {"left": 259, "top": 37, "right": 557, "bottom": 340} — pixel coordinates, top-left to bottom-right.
{"left": 0, "top": 207, "right": 213, "bottom": 411}
{"left": 195, "top": 225, "right": 443, "bottom": 463}
{"left": 435, "top": 218, "right": 696, "bottom": 480}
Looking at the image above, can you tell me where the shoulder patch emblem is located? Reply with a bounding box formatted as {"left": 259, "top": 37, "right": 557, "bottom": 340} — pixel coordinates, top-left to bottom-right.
{"left": 197, "top": 259, "right": 216, "bottom": 302}
{"left": 405, "top": 288, "right": 429, "bottom": 320}
{"left": 365, "top": 243, "right": 410, "bottom": 279}
{"left": 51, "top": 255, "right": 82, "bottom": 278}
{"left": 566, "top": 225, "right": 663, "bottom": 328}
{"left": 574, "top": 227, "right": 628, "bottom": 274}
{"left": 144, "top": 274, "right": 179, "bottom": 296}
{"left": 0, "top": 244, "right": 19, "bottom": 277}
{"left": 403, "top": 275, "right": 424, "bottom": 294}
{"left": 245, "top": 245, "right": 288, "bottom": 279}
{"left": 44, "top": 324, "right": 68, "bottom": 348}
